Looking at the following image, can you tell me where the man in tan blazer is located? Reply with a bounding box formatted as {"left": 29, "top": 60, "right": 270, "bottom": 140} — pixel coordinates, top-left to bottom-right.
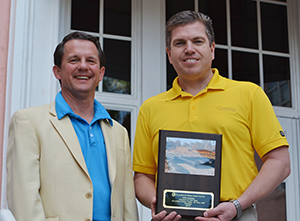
{"left": 6, "top": 32, "right": 138, "bottom": 221}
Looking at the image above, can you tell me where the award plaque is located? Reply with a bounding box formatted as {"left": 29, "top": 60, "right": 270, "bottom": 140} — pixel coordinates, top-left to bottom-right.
{"left": 156, "top": 130, "right": 222, "bottom": 218}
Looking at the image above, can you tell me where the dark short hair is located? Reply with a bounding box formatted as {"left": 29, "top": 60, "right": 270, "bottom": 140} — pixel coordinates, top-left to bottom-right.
{"left": 165, "top": 10, "right": 215, "bottom": 49}
{"left": 54, "top": 31, "right": 106, "bottom": 68}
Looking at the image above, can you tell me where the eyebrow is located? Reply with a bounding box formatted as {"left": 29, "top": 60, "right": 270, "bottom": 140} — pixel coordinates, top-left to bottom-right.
{"left": 66, "top": 54, "right": 98, "bottom": 60}
{"left": 172, "top": 36, "right": 206, "bottom": 43}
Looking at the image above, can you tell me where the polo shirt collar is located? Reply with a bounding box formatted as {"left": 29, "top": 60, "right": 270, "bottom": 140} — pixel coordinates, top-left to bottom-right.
{"left": 166, "top": 68, "right": 226, "bottom": 101}
{"left": 55, "top": 92, "right": 113, "bottom": 126}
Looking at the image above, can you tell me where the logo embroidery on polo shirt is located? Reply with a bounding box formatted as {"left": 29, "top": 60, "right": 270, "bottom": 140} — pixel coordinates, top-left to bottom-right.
{"left": 280, "top": 131, "right": 285, "bottom": 137}
{"left": 217, "top": 106, "right": 236, "bottom": 113}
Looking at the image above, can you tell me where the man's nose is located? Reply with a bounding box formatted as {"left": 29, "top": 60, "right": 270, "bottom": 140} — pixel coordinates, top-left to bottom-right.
{"left": 78, "top": 60, "right": 88, "bottom": 70}
{"left": 184, "top": 41, "right": 195, "bottom": 54}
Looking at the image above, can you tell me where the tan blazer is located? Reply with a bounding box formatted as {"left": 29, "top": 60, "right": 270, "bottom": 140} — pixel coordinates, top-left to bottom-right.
{"left": 6, "top": 101, "right": 138, "bottom": 221}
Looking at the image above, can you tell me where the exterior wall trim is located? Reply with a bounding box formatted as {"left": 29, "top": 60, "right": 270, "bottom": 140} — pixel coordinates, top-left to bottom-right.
{"left": 0, "top": 0, "right": 11, "bottom": 207}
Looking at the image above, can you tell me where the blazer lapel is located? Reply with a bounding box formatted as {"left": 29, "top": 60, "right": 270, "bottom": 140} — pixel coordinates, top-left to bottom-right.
{"left": 101, "top": 120, "right": 117, "bottom": 187}
{"left": 48, "top": 101, "right": 90, "bottom": 178}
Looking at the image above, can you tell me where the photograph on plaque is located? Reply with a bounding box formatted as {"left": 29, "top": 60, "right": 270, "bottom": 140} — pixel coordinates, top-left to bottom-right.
{"left": 165, "top": 137, "right": 216, "bottom": 176}
{"left": 156, "top": 130, "right": 222, "bottom": 218}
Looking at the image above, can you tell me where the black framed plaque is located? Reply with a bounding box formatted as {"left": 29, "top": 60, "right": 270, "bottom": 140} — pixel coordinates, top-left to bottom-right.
{"left": 156, "top": 130, "right": 222, "bottom": 218}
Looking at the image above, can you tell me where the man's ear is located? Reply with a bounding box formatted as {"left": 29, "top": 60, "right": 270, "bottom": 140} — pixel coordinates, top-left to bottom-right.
{"left": 211, "top": 42, "right": 216, "bottom": 61}
{"left": 166, "top": 47, "right": 173, "bottom": 64}
{"left": 99, "top": 66, "right": 105, "bottom": 82}
{"left": 53, "top": 65, "right": 61, "bottom": 80}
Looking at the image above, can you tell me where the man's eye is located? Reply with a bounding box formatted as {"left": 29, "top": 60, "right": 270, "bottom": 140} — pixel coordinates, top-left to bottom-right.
{"left": 195, "top": 40, "right": 203, "bottom": 44}
{"left": 175, "top": 42, "right": 184, "bottom": 46}
{"left": 69, "top": 59, "right": 78, "bottom": 63}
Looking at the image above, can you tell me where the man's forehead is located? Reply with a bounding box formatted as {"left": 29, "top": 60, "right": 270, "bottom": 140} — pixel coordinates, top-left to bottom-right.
{"left": 170, "top": 22, "right": 207, "bottom": 41}
{"left": 64, "top": 39, "right": 95, "bottom": 47}
{"left": 64, "top": 39, "right": 98, "bottom": 53}
{"left": 62, "top": 40, "right": 99, "bottom": 61}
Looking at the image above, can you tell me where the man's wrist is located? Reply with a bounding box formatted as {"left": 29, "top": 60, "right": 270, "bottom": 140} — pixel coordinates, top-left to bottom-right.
{"left": 229, "top": 199, "right": 243, "bottom": 219}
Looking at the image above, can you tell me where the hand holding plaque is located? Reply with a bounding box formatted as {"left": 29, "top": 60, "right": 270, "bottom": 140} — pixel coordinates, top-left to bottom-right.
{"left": 156, "top": 130, "right": 222, "bottom": 218}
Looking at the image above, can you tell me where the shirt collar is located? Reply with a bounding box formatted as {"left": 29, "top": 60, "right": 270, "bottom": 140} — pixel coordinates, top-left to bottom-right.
{"left": 55, "top": 92, "right": 113, "bottom": 126}
{"left": 166, "top": 68, "right": 226, "bottom": 101}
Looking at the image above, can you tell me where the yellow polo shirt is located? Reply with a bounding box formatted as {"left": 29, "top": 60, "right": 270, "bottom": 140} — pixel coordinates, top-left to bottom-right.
{"left": 133, "top": 68, "right": 288, "bottom": 201}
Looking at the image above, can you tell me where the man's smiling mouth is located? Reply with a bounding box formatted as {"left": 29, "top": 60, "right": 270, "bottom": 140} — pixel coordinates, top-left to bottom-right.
{"left": 75, "top": 76, "right": 90, "bottom": 80}
{"left": 184, "top": 59, "right": 198, "bottom": 62}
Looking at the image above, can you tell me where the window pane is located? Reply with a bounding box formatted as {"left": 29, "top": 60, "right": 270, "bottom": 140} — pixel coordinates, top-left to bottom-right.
{"left": 107, "top": 110, "right": 131, "bottom": 141}
{"left": 232, "top": 51, "right": 259, "bottom": 85}
{"left": 263, "top": 55, "right": 291, "bottom": 107}
{"left": 166, "top": 0, "right": 194, "bottom": 21}
{"left": 103, "top": 39, "right": 131, "bottom": 94}
{"left": 198, "top": 0, "right": 227, "bottom": 45}
{"left": 104, "top": 0, "right": 131, "bottom": 37}
{"left": 212, "top": 48, "right": 228, "bottom": 78}
{"left": 166, "top": 55, "right": 177, "bottom": 91}
{"left": 71, "top": 0, "right": 99, "bottom": 32}
{"left": 230, "top": 0, "right": 258, "bottom": 49}
{"left": 261, "top": 3, "right": 289, "bottom": 53}
{"left": 256, "top": 183, "right": 287, "bottom": 221}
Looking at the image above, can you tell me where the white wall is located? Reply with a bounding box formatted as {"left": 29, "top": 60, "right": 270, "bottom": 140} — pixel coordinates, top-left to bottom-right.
{"left": 2, "top": 0, "right": 61, "bottom": 208}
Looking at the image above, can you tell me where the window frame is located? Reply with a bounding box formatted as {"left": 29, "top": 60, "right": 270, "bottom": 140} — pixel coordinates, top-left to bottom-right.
{"left": 61, "top": 0, "right": 142, "bottom": 144}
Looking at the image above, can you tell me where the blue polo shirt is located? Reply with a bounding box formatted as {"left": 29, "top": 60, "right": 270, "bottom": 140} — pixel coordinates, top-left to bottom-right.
{"left": 55, "top": 92, "right": 112, "bottom": 221}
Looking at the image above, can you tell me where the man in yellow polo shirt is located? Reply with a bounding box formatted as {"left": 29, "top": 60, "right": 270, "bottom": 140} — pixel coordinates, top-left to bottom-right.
{"left": 132, "top": 10, "right": 290, "bottom": 221}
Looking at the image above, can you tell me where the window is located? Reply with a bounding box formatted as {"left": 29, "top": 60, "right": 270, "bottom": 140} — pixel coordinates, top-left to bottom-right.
{"left": 166, "top": 0, "right": 292, "bottom": 108}
{"left": 71, "top": 0, "right": 132, "bottom": 95}
{"left": 107, "top": 109, "right": 131, "bottom": 140}
{"left": 67, "top": 0, "right": 140, "bottom": 141}
{"left": 166, "top": 1, "right": 293, "bottom": 219}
